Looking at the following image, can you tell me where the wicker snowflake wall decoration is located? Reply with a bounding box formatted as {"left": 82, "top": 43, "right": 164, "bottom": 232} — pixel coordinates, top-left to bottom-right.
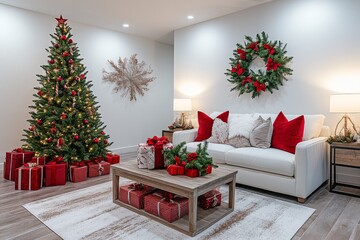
{"left": 102, "top": 54, "right": 155, "bottom": 101}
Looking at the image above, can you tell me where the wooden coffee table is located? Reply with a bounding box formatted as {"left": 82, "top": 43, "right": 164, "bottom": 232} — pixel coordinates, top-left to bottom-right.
{"left": 111, "top": 160, "right": 237, "bottom": 236}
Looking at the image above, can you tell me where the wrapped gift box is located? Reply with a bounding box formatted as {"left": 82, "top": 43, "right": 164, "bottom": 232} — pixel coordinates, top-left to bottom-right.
{"left": 144, "top": 190, "right": 189, "bottom": 223}
{"left": 87, "top": 161, "right": 110, "bottom": 177}
{"left": 4, "top": 149, "right": 35, "bottom": 181}
{"left": 31, "top": 156, "right": 49, "bottom": 165}
{"left": 69, "top": 165, "right": 88, "bottom": 183}
{"left": 137, "top": 143, "right": 172, "bottom": 170}
{"left": 198, "top": 189, "right": 222, "bottom": 210}
{"left": 185, "top": 168, "right": 199, "bottom": 178}
{"left": 167, "top": 165, "right": 185, "bottom": 175}
{"left": 137, "top": 143, "right": 151, "bottom": 169}
{"left": 106, "top": 153, "right": 120, "bottom": 164}
{"left": 119, "top": 183, "right": 155, "bottom": 209}
{"left": 14, "top": 163, "right": 44, "bottom": 190}
{"left": 45, "top": 162, "right": 67, "bottom": 186}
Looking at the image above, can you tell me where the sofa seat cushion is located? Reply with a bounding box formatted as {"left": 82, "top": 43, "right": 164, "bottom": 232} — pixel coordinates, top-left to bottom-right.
{"left": 225, "top": 147, "right": 295, "bottom": 177}
{"left": 185, "top": 142, "right": 235, "bottom": 164}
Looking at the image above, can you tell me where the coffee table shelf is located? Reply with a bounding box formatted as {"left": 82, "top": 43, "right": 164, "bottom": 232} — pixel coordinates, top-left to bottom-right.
{"left": 111, "top": 160, "right": 237, "bottom": 236}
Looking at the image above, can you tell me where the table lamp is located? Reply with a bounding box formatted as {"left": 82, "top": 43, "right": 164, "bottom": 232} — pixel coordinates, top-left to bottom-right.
{"left": 173, "top": 98, "right": 192, "bottom": 129}
{"left": 330, "top": 94, "right": 360, "bottom": 136}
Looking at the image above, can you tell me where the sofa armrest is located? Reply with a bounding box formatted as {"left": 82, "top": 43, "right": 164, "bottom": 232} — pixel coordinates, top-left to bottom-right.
{"left": 295, "top": 137, "right": 328, "bottom": 198}
{"left": 172, "top": 129, "right": 198, "bottom": 146}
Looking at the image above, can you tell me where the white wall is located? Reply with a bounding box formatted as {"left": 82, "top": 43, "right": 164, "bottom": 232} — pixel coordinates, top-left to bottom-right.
{"left": 0, "top": 4, "right": 174, "bottom": 156}
{"left": 174, "top": 0, "right": 360, "bottom": 185}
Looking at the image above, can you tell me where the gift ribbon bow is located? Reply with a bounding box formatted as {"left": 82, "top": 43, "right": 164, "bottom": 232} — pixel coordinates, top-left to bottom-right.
{"left": 127, "top": 183, "right": 144, "bottom": 204}
{"left": 146, "top": 136, "right": 169, "bottom": 146}
{"left": 153, "top": 192, "right": 182, "bottom": 220}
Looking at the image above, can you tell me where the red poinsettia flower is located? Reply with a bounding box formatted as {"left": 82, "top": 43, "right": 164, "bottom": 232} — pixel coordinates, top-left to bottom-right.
{"left": 174, "top": 156, "right": 180, "bottom": 164}
{"left": 263, "top": 44, "right": 276, "bottom": 55}
{"left": 237, "top": 48, "right": 246, "bottom": 60}
{"left": 266, "top": 58, "right": 281, "bottom": 71}
{"left": 241, "top": 77, "right": 253, "bottom": 86}
{"left": 187, "top": 152, "right": 198, "bottom": 162}
{"left": 253, "top": 81, "right": 266, "bottom": 92}
{"left": 231, "top": 63, "right": 245, "bottom": 76}
{"left": 247, "top": 41, "right": 259, "bottom": 51}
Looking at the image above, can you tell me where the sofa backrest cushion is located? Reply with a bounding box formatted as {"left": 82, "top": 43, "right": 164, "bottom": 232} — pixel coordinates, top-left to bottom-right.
{"left": 271, "top": 112, "right": 305, "bottom": 154}
{"left": 195, "top": 111, "right": 229, "bottom": 141}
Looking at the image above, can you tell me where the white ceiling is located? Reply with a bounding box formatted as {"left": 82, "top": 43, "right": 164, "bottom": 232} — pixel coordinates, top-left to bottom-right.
{"left": 0, "top": 0, "right": 272, "bottom": 45}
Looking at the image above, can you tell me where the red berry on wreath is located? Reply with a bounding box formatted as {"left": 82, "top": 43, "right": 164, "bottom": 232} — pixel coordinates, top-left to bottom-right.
{"left": 104, "top": 139, "right": 108, "bottom": 144}
{"left": 93, "top": 138, "right": 99, "bottom": 143}
{"left": 61, "top": 35, "right": 67, "bottom": 40}
{"left": 37, "top": 119, "right": 43, "bottom": 125}
{"left": 68, "top": 39, "right": 73, "bottom": 43}
{"left": 61, "top": 113, "right": 67, "bottom": 119}
{"left": 83, "top": 119, "right": 89, "bottom": 124}
{"left": 47, "top": 137, "right": 53, "bottom": 143}
{"left": 49, "top": 59, "right": 55, "bottom": 64}
{"left": 62, "top": 51, "right": 69, "bottom": 57}
{"left": 74, "top": 135, "right": 79, "bottom": 140}
{"left": 38, "top": 91, "right": 44, "bottom": 96}
{"left": 71, "top": 90, "right": 77, "bottom": 96}
{"left": 57, "top": 76, "right": 63, "bottom": 82}
{"left": 68, "top": 59, "right": 74, "bottom": 64}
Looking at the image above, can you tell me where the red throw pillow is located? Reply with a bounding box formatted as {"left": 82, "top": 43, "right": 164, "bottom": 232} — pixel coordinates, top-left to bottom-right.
{"left": 271, "top": 111, "right": 305, "bottom": 154}
{"left": 195, "top": 111, "right": 229, "bottom": 141}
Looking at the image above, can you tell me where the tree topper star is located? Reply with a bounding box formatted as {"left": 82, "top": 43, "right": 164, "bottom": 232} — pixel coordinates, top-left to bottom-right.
{"left": 55, "top": 15, "right": 67, "bottom": 26}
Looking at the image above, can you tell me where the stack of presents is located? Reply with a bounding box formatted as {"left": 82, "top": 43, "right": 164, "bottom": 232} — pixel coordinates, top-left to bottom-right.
{"left": 3, "top": 148, "right": 120, "bottom": 190}
{"left": 118, "top": 136, "right": 222, "bottom": 223}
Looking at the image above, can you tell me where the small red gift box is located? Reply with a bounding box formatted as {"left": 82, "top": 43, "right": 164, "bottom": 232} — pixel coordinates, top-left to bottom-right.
{"left": 185, "top": 168, "right": 199, "bottom": 178}
{"left": 144, "top": 136, "right": 173, "bottom": 170}
{"left": 14, "top": 163, "right": 44, "bottom": 190}
{"left": 119, "top": 183, "right": 155, "bottom": 209}
{"left": 198, "top": 189, "right": 222, "bottom": 210}
{"left": 144, "top": 190, "right": 189, "bottom": 223}
{"left": 31, "top": 156, "right": 49, "bottom": 165}
{"left": 87, "top": 161, "right": 110, "bottom": 177}
{"left": 206, "top": 165, "right": 212, "bottom": 174}
{"left": 167, "top": 165, "right": 185, "bottom": 175}
{"left": 69, "top": 165, "right": 88, "bottom": 183}
{"left": 4, "top": 149, "right": 35, "bottom": 181}
{"left": 45, "top": 162, "right": 67, "bottom": 186}
{"left": 106, "top": 153, "right": 120, "bottom": 164}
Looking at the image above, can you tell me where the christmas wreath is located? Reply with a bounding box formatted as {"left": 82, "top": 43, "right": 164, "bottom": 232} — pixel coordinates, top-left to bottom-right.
{"left": 225, "top": 32, "right": 293, "bottom": 98}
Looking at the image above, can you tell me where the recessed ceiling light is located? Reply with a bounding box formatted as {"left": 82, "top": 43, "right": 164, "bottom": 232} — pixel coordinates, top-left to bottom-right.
{"left": 187, "top": 15, "right": 194, "bottom": 20}
{"left": 122, "top": 23, "right": 129, "bottom": 28}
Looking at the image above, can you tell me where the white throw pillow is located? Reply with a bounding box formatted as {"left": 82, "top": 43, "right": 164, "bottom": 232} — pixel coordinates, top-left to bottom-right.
{"left": 207, "top": 118, "right": 229, "bottom": 144}
{"left": 228, "top": 114, "right": 257, "bottom": 139}
{"left": 249, "top": 116, "right": 273, "bottom": 148}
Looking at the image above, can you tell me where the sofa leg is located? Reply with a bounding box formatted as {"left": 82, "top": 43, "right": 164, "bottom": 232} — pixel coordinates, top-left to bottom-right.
{"left": 297, "top": 197, "right": 306, "bottom": 203}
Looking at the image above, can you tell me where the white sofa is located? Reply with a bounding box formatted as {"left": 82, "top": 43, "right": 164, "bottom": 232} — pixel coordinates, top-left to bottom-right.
{"left": 173, "top": 112, "right": 330, "bottom": 202}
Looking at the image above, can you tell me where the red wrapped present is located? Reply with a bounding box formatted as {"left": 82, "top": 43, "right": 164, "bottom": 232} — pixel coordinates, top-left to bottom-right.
{"left": 4, "top": 148, "right": 35, "bottom": 181}
{"left": 15, "top": 163, "right": 44, "bottom": 190}
{"left": 198, "top": 189, "right": 222, "bottom": 210}
{"left": 31, "top": 156, "right": 49, "bottom": 165}
{"left": 69, "top": 162, "right": 87, "bottom": 183}
{"left": 106, "top": 153, "right": 120, "bottom": 164}
{"left": 206, "top": 165, "right": 212, "bottom": 174}
{"left": 119, "top": 183, "right": 155, "bottom": 209}
{"left": 87, "top": 161, "right": 110, "bottom": 177}
{"left": 141, "top": 136, "right": 173, "bottom": 170}
{"left": 167, "top": 165, "right": 185, "bottom": 175}
{"left": 185, "top": 168, "right": 199, "bottom": 178}
{"left": 45, "top": 161, "right": 67, "bottom": 186}
{"left": 144, "top": 190, "right": 189, "bottom": 223}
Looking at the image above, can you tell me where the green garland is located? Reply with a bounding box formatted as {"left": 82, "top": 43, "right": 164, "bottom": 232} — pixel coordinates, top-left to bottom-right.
{"left": 225, "top": 32, "right": 293, "bottom": 98}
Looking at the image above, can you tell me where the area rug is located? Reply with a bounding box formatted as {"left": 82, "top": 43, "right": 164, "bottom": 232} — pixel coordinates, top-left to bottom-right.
{"left": 23, "top": 181, "right": 314, "bottom": 240}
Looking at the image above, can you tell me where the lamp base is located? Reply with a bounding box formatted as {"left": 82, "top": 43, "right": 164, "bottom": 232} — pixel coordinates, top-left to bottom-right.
{"left": 335, "top": 114, "right": 358, "bottom": 136}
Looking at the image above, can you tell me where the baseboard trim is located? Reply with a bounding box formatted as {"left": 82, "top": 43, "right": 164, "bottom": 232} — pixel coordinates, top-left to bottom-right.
{"left": 337, "top": 172, "right": 360, "bottom": 187}
{"left": 110, "top": 145, "right": 137, "bottom": 155}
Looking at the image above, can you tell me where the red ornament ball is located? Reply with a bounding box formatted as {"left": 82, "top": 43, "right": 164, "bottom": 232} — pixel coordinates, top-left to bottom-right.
{"left": 93, "top": 138, "right": 99, "bottom": 144}
{"left": 38, "top": 91, "right": 44, "bottom": 96}
{"left": 83, "top": 119, "right": 89, "bottom": 124}
{"left": 37, "top": 119, "right": 43, "bottom": 125}
{"left": 50, "top": 127, "right": 57, "bottom": 134}
{"left": 68, "top": 39, "right": 73, "bottom": 43}
{"left": 104, "top": 139, "right": 108, "bottom": 144}
{"left": 80, "top": 74, "right": 86, "bottom": 80}
{"left": 68, "top": 59, "right": 74, "bottom": 64}
{"left": 47, "top": 137, "right": 53, "bottom": 143}
{"left": 49, "top": 59, "right": 55, "bottom": 64}
{"left": 61, "top": 35, "right": 67, "bottom": 40}
{"left": 61, "top": 113, "right": 67, "bottom": 119}
{"left": 71, "top": 90, "right": 77, "bottom": 96}
{"left": 29, "top": 126, "right": 35, "bottom": 131}
{"left": 57, "top": 76, "right": 63, "bottom": 82}
{"left": 74, "top": 135, "right": 79, "bottom": 140}
{"left": 75, "top": 76, "right": 80, "bottom": 81}
{"left": 101, "top": 131, "right": 105, "bottom": 135}
{"left": 58, "top": 138, "right": 64, "bottom": 146}
{"left": 62, "top": 51, "right": 69, "bottom": 57}
{"left": 52, "top": 121, "right": 55, "bottom": 126}
{"left": 54, "top": 43, "right": 59, "bottom": 48}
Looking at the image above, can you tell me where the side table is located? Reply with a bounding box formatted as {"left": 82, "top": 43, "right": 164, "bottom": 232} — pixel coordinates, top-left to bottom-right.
{"left": 162, "top": 129, "right": 182, "bottom": 143}
{"left": 329, "top": 142, "right": 360, "bottom": 197}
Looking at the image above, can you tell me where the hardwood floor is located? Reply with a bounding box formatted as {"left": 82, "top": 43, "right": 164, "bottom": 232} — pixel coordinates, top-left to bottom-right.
{"left": 1, "top": 153, "right": 359, "bottom": 240}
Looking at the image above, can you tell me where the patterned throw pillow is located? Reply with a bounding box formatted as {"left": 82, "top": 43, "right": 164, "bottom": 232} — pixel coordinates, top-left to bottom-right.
{"left": 207, "top": 118, "right": 229, "bottom": 144}
{"left": 249, "top": 116, "right": 273, "bottom": 148}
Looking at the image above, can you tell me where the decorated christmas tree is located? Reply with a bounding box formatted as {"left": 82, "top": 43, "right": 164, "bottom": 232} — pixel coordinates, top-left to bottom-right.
{"left": 22, "top": 15, "right": 111, "bottom": 163}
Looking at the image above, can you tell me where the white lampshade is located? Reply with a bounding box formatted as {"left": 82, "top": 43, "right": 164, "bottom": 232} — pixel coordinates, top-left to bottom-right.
{"left": 173, "top": 98, "right": 192, "bottom": 112}
{"left": 330, "top": 94, "right": 360, "bottom": 113}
